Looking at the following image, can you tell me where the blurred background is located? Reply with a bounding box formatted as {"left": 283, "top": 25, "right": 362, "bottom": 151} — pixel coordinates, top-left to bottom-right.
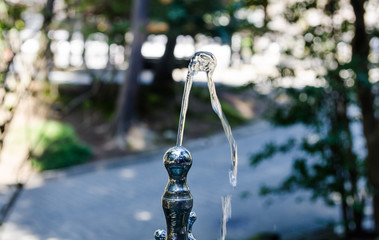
{"left": 1, "top": 0, "right": 379, "bottom": 239}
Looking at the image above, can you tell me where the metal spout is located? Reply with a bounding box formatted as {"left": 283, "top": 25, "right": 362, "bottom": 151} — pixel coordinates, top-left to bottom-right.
{"left": 154, "top": 146, "right": 194, "bottom": 240}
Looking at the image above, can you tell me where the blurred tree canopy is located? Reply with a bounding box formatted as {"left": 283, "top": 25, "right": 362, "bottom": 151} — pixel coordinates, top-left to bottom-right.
{"left": 249, "top": 0, "right": 379, "bottom": 236}
{"left": 59, "top": 0, "right": 257, "bottom": 135}
{"left": 65, "top": 0, "right": 132, "bottom": 45}
{"left": 149, "top": 0, "right": 247, "bottom": 91}
{"left": 0, "top": 1, "right": 25, "bottom": 84}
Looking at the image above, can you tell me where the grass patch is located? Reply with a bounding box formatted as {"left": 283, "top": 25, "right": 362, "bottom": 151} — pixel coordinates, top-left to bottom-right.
{"left": 27, "top": 121, "right": 91, "bottom": 171}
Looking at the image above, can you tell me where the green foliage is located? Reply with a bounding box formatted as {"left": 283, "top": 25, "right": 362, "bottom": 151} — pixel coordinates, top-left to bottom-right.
{"left": 252, "top": 82, "right": 364, "bottom": 229}
{"left": 68, "top": 0, "right": 248, "bottom": 45}
{"left": 250, "top": 139, "right": 296, "bottom": 165}
{"left": 247, "top": 0, "right": 376, "bottom": 234}
{"left": 191, "top": 85, "right": 210, "bottom": 102}
{"left": 283, "top": 0, "right": 317, "bottom": 23}
{"left": 65, "top": 0, "right": 132, "bottom": 44}
{"left": 149, "top": 0, "right": 254, "bottom": 43}
{"left": 0, "top": 1, "right": 26, "bottom": 83}
{"left": 227, "top": 82, "right": 256, "bottom": 93}
{"left": 150, "top": 0, "right": 224, "bottom": 37}
{"left": 0, "top": 1, "right": 26, "bottom": 31}
{"left": 28, "top": 121, "right": 91, "bottom": 171}
{"left": 267, "top": 87, "right": 325, "bottom": 126}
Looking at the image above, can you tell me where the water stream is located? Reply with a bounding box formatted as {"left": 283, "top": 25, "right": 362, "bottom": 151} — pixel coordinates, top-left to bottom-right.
{"left": 176, "top": 51, "right": 238, "bottom": 239}
{"left": 220, "top": 195, "right": 232, "bottom": 240}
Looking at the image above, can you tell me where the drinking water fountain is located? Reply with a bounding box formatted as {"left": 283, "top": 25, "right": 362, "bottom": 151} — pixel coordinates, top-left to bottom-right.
{"left": 154, "top": 52, "right": 238, "bottom": 240}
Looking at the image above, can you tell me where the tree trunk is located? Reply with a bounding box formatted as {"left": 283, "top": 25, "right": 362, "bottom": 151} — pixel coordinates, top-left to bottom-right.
{"left": 350, "top": 0, "right": 379, "bottom": 232}
{"left": 37, "top": 0, "right": 55, "bottom": 81}
{"left": 152, "top": 35, "right": 177, "bottom": 94}
{"left": 114, "top": 0, "right": 149, "bottom": 137}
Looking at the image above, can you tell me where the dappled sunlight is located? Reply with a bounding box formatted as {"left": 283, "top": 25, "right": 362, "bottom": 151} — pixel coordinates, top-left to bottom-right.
{"left": 173, "top": 65, "right": 257, "bottom": 86}
{"left": 124, "top": 124, "right": 157, "bottom": 151}
{"left": 87, "top": 186, "right": 110, "bottom": 196}
{"left": 365, "top": 0, "right": 379, "bottom": 28}
{"left": 25, "top": 176, "right": 45, "bottom": 189}
{"left": 369, "top": 68, "right": 379, "bottom": 83}
{"left": 53, "top": 41, "right": 70, "bottom": 69}
{"left": 174, "top": 35, "right": 194, "bottom": 59}
{"left": 0, "top": 95, "right": 45, "bottom": 185}
{"left": 0, "top": 223, "right": 40, "bottom": 240}
{"left": 134, "top": 210, "right": 153, "bottom": 222}
{"left": 85, "top": 39, "right": 108, "bottom": 69}
{"left": 18, "top": 9, "right": 370, "bottom": 90}
{"left": 119, "top": 168, "right": 136, "bottom": 179}
{"left": 141, "top": 35, "right": 166, "bottom": 58}
{"left": 70, "top": 33, "right": 84, "bottom": 67}
{"left": 196, "top": 42, "right": 231, "bottom": 68}
{"left": 48, "top": 71, "right": 91, "bottom": 85}
{"left": 20, "top": 38, "right": 39, "bottom": 55}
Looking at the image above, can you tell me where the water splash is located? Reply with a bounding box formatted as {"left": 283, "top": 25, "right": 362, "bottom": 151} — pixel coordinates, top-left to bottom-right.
{"left": 176, "top": 51, "right": 238, "bottom": 187}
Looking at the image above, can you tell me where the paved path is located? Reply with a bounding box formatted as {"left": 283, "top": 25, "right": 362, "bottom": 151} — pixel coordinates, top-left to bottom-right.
{"left": 0, "top": 121, "right": 338, "bottom": 240}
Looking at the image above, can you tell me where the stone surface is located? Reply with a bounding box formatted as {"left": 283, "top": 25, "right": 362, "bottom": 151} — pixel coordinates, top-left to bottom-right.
{"left": 0, "top": 121, "right": 338, "bottom": 240}
{"left": 0, "top": 185, "right": 19, "bottom": 224}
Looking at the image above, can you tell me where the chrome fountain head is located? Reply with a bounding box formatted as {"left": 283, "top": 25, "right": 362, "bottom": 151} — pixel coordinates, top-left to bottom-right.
{"left": 154, "top": 146, "right": 195, "bottom": 240}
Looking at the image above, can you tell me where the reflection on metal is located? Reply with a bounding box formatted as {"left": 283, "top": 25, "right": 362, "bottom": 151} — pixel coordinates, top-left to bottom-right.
{"left": 154, "top": 146, "right": 195, "bottom": 240}
{"left": 155, "top": 52, "right": 237, "bottom": 239}
{"left": 154, "top": 229, "right": 167, "bottom": 240}
{"left": 187, "top": 211, "right": 197, "bottom": 240}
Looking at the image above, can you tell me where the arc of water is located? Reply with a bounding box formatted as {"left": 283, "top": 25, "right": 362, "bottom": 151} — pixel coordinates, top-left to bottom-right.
{"left": 176, "top": 51, "right": 238, "bottom": 187}
{"left": 176, "top": 70, "right": 194, "bottom": 147}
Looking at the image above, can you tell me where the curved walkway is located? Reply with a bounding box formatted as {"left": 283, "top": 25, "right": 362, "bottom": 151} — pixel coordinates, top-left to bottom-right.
{"left": 0, "top": 121, "right": 338, "bottom": 240}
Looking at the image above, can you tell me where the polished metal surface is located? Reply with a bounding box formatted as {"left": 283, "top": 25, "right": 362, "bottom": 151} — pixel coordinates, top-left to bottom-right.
{"left": 154, "top": 229, "right": 167, "bottom": 240}
{"left": 154, "top": 146, "right": 194, "bottom": 240}
{"left": 187, "top": 211, "right": 197, "bottom": 240}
